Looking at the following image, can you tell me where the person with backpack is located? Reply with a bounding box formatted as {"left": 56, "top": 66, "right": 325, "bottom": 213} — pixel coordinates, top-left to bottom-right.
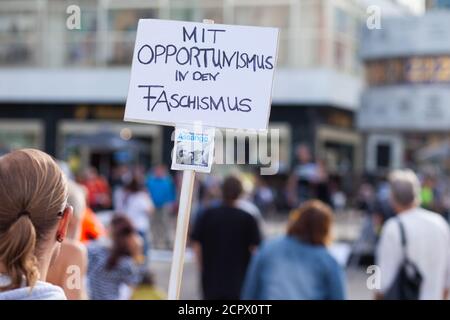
{"left": 376, "top": 169, "right": 450, "bottom": 300}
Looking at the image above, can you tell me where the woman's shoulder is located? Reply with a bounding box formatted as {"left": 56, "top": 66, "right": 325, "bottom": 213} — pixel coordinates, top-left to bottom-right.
{"left": 63, "top": 240, "right": 87, "bottom": 257}
{"left": 275, "top": 236, "right": 337, "bottom": 261}
{"left": 315, "top": 246, "right": 342, "bottom": 271}
{"left": 257, "top": 236, "right": 292, "bottom": 255}
{"left": 62, "top": 240, "right": 88, "bottom": 266}
{"left": 0, "top": 281, "right": 66, "bottom": 300}
{"left": 31, "top": 281, "right": 67, "bottom": 300}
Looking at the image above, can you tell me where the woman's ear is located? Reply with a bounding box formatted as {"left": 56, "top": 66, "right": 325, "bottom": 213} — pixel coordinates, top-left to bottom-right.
{"left": 56, "top": 206, "right": 73, "bottom": 243}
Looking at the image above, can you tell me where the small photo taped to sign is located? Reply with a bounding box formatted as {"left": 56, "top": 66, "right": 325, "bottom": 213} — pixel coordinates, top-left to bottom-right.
{"left": 171, "top": 126, "right": 215, "bottom": 173}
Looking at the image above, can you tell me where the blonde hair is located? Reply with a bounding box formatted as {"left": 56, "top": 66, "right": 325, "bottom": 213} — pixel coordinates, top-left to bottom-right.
{"left": 0, "top": 149, "right": 68, "bottom": 290}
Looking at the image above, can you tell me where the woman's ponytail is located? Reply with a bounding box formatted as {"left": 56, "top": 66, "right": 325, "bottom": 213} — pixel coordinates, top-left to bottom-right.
{"left": 0, "top": 149, "right": 68, "bottom": 292}
{"left": 0, "top": 214, "right": 39, "bottom": 290}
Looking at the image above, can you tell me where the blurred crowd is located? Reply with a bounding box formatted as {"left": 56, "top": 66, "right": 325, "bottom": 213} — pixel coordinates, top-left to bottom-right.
{"left": 0, "top": 148, "right": 449, "bottom": 300}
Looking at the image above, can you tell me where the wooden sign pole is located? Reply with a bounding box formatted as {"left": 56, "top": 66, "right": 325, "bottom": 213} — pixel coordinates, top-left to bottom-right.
{"left": 167, "top": 19, "right": 215, "bottom": 300}
{"left": 167, "top": 169, "right": 195, "bottom": 300}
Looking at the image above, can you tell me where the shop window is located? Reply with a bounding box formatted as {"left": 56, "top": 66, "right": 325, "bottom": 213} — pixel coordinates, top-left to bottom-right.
{"left": 0, "top": 121, "right": 43, "bottom": 153}
{"left": 334, "top": 7, "right": 349, "bottom": 34}
{"left": 170, "top": 7, "right": 196, "bottom": 21}
{"left": 0, "top": 10, "right": 40, "bottom": 66}
{"left": 107, "top": 8, "right": 159, "bottom": 65}
{"left": 65, "top": 9, "right": 98, "bottom": 66}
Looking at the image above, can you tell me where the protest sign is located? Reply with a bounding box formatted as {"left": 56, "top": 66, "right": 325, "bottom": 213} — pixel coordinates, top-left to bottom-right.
{"left": 124, "top": 19, "right": 279, "bottom": 130}
{"left": 124, "top": 18, "right": 279, "bottom": 300}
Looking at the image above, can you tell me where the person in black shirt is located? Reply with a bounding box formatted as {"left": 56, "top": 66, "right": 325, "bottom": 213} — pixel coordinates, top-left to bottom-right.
{"left": 191, "top": 175, "right": 262, "bottom": 300}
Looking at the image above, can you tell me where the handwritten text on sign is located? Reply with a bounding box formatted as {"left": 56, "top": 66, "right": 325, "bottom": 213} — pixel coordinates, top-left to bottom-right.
{"left": 124, "top": 19, "right": 279, "bottom": 130}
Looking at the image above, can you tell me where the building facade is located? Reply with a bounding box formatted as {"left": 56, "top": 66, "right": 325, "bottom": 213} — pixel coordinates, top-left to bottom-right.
{"left": 358, "top": 10, "right": 450, "bottom": 173}
{"left": 0, "top": 0, "right": 393, "bottom": 177}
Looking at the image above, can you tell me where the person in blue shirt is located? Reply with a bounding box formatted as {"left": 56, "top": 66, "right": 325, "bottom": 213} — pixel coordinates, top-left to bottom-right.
{"left": 241, "top": 200, "right": 346, "bottom": 300}
{"left": 145, "top": 165, "right": 176, "bottom": 209}
{"left": 145, "top": 165, "right": 176, "bottom": 249}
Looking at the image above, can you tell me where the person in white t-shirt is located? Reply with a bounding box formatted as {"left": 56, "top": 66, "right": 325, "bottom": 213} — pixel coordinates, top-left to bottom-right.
{"left": 376, "top": 169, "right": 450, "bottom": 300}
{"left": 119, "top": 178, "right": 154, "bottom": 261}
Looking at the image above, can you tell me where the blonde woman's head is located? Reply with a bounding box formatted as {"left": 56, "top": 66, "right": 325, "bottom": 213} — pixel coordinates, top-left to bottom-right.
{"left": 0, "top": 149, "right": 72, "bottom": 290}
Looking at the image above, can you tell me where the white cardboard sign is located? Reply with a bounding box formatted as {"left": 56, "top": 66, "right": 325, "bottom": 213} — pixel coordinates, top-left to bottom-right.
{"left": 124, "top": 19, "right": 279, "bottom": 130}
